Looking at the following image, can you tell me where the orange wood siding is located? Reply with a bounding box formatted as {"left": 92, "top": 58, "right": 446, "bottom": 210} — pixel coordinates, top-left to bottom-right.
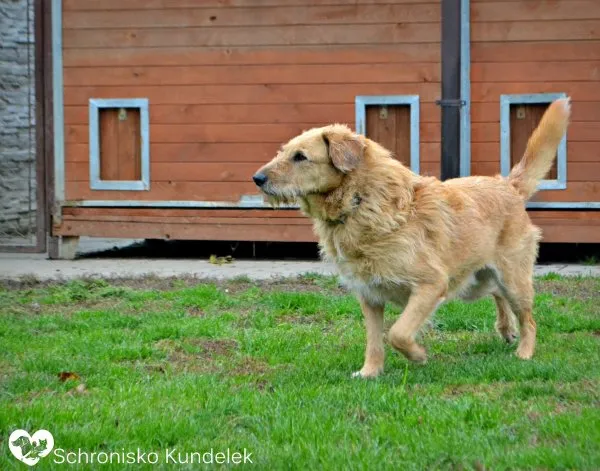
{"left": 61, "top": 0, "right": 441, "bottom": 203}
{"left": 55, "top": 208, "right": 600, "bottom": 244}
{"left": 470, "top": 0, "right": 600, "bottom": 206}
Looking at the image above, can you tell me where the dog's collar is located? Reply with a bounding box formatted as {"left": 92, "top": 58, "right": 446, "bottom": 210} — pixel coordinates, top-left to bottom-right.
{"left": 324, "top": 193, "right": 363, "bottom": 226}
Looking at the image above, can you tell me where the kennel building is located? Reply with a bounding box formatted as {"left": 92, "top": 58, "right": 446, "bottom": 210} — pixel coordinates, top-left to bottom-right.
{"left": 35, "top": 0, "right": 600, "bottom": 257}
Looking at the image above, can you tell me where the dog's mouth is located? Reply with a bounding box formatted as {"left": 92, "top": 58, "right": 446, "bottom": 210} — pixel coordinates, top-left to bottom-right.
{"left": 256, "top": 182, "right": 303, "bottom": 204}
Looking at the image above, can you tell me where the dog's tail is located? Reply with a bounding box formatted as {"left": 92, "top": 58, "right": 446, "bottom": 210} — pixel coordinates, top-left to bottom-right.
{"left": 508, "top": 97, "right": 571, "bottom": 199}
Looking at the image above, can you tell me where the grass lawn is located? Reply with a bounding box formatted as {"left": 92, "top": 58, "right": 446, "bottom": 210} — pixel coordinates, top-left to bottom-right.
{"left": 0, "top": 274, "right": 599, "bottom": 470}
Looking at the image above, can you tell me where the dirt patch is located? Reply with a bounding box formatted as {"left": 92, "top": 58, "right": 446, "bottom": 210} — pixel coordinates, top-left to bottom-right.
{"left": 156, "top": 338, "right": 238, "bottom": 357}
{"left": 199, "top": 339, "right": 239, "bottom": 356}
{"left": 153, "top": 338, "right": 239, "bottom": 374}
{"left": 535, "top": 278, "right": 600, "bottom": 301}
{"left": 442, "top": 383, "right": 506, "bottom": 399}
{"left": 278, "top": 314, "right": 318, "bottom": 325}
{"left": 0, "top": 275, "right": 346, "bottom": 296}
{"left": 230, "top": 356, "right": 271, "bottom": 376}
{"left": 186, "top": 306, "right": 205, "bottom": 317}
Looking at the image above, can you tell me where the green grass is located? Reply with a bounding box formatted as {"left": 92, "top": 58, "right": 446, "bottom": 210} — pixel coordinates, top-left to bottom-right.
{"left": 0, "top": 276, "right": 599, "bottom": 470}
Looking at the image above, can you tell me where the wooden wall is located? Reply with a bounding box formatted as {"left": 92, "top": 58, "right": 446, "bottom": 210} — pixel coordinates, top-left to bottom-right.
{"left": 56, "top": 0, "right": 600, "bottom": 243}
{"left": 470, "top": 0, "right": 600, "bottom": 205}
{"left": 61, "top": 0, "right": 442, "bottom": 210}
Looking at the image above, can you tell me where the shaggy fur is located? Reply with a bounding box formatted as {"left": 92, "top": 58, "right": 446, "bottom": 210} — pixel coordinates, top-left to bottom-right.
{"left": 253, "top": 98, "right": 571, "bottom": 378}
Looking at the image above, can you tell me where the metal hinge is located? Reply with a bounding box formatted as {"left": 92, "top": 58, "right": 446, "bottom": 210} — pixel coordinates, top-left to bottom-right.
{"left": 435, "top": 99, "right": 466, "bottom": 108}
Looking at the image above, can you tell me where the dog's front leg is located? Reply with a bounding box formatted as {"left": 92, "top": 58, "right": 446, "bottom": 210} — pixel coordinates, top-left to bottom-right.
{"left": 388, "top": 281, "right": 447, "bottom": 364}
{"left": 352, "top": 296, "right": 385, "bottom": 379}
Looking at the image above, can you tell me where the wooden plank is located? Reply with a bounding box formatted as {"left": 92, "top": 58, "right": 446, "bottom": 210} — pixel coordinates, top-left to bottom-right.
{"left": 63, "top": 63, "right": 441, "bottom": 86}
{"left": 529, "top": 182, "right": 600, "bottom": 202}
{"left": 65, "top": 103, "right": 354, "bottom": 125}
{"left": 568, "top": 162, "right": 600, "bottom": 182}
{"left": 62, "top": 207, "right": 306, "bottom": 218}
{"left": 63, "top": 4, "right": 440, "bottom": 29}
{"left": 63, "top": 83, "right": 441, "bottom": 105}
{"left": 472, "top": 1, "right": 600, "bottom": 22}
{"left": 54, "top": 220, "right": 317, "bottom": 242}
{"left": 419, "top": 142, "right": 441, "bottom": 163}
{"left": 536, "top": 224, "right": 600, "bottom": 243}
{"left": 472, "top": 82, "right": 600, "bottom": 102}
{"left": 471, "top": 141, "right": 600, "bottom": 163}
{"left": 64, "top": 122, "right": 443, "bottom": 144}
{"left": 63, "top": 0, "right": 442, "bottom": 11}
{"left": 471, "top": 101, "right": 600, "bottom": 123}
{"left": 65, "top": 141, "right": 442, "bottom": 164}
{"left": 471, "top": 121, "right": 600, "bottom": 143}
{"left": 472, "top": 20, "right": 600, "bottom": 42}
{"left": 66, "top": 181, "right": 262, "bottom": 201}
{"left": 471, "top": 61, "right": 600, "bottom": 83}
{"left": 528, "top": 211, "right": 600, "bottom": 220}
{"left": 471, "top": 41, "right": 600, "bottom": 63}
{"left": 63, "top": 24, "right": 441, "bottom": 49}
{"left": 65, "top": 103, "right": 442, "bottom": 125}
{"left": 63, "top": 44, "right": 441, "bottom": 67}
{"left": 469, "top": 160, "right": 600, "bottom": 180}
{"left": 419, "top": 161, "right": 441, "bottom": 178}
{"left": 529, "top": 217, "right": 600, "bottom": 227}
{"left": 53, "top": 213, "right": 600, "bottom": 243}
{"left": 99, "top": 109, "right": 119, "bottom": 180}
{"left": 66, "top": 162, "right": 262, "bottom": 182}
{"left": 62, "top": 215, "right": 311, "bottom": 225}
{"left": 471, "top": 161, "right": 500, "bottom": 176}
{"left": 78, "top": 178, "right": 595, "bottom": 203}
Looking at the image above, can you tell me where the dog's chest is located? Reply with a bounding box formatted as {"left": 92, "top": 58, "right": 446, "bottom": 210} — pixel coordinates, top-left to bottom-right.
{"left": 339, "top": 271, "right": 411, "bottom": 307}
{"left": 319, "top": 224, "right": 411, "bottom": 306}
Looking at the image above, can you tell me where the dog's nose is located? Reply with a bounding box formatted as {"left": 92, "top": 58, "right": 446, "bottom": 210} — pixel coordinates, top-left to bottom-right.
{"left": 253, "top": 173, "right": 268, "bottom": 187}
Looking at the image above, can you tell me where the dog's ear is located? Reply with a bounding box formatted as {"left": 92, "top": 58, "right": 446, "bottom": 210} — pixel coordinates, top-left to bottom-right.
{"left": 323, "top": 128, "right": 365, "bottom": 173}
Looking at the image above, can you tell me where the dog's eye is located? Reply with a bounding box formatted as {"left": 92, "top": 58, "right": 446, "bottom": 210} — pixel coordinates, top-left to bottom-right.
{"left": 292, "top": 152, "right": 307, "bottom": 163}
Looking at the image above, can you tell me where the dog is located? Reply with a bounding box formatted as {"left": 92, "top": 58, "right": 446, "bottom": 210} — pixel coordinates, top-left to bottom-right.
{"left": 252, "top": 98, "right": 570, "bottom": 378}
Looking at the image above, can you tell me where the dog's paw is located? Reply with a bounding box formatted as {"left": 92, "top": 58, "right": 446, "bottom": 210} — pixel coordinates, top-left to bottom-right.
{"left": 351, "top": 367, "right": 383, "bottom": 379}
{"left": 496, "top": 321, "right": 519, "bottom": 344}
{"left": 515, "top": 346, "right": 534, "bottom": 360}
{"left": 499, "top": 329, "right": 518, "bottom": 344}
{"left": 406, "top": 350, "right": 428, "bottom": 364}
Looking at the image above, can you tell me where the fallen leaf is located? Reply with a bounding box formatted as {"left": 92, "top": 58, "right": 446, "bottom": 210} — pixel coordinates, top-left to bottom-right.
{"left": 58, "top": 372, "right": 80, "bottom": 382}
{"left": 209, "top": 255, "right": 234, "bottom": 265}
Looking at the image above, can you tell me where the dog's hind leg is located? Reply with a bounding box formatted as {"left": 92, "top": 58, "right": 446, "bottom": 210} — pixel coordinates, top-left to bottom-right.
{"left": 353, "top": 297, "right": 385, "bottom": 378}
{"left": 493, "top": 293, "right": 518, "bottom": 343}
{"left": 388, "top": 281, "right": 447, "bottom": 364}
{"left": 497, "top": 265, "right": 536, "bottom": 359}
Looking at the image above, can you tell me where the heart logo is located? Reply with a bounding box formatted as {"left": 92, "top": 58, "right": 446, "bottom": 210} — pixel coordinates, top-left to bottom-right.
{"left": 8, "top": 429, "right": 54, "bottom": 467}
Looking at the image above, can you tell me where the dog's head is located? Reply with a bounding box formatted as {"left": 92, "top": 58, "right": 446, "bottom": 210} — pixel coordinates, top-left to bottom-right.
{"left": 252, "top": 124, "right": 366, "bottom": 204}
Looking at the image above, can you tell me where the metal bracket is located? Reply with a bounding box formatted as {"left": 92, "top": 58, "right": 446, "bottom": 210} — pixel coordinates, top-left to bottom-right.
{"left": 435, "top": 99, "right": 466, "bottom": 107}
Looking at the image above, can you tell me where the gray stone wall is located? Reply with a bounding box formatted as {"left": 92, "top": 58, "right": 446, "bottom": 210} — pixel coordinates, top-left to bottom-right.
{"left": 0, "top": 0, "right": 37, "bottom": 240}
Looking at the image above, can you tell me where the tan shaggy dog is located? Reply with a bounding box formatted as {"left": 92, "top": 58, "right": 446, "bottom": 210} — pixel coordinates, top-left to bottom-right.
{"left": 252, "top": 98, "right": 571, "bottom": 378}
